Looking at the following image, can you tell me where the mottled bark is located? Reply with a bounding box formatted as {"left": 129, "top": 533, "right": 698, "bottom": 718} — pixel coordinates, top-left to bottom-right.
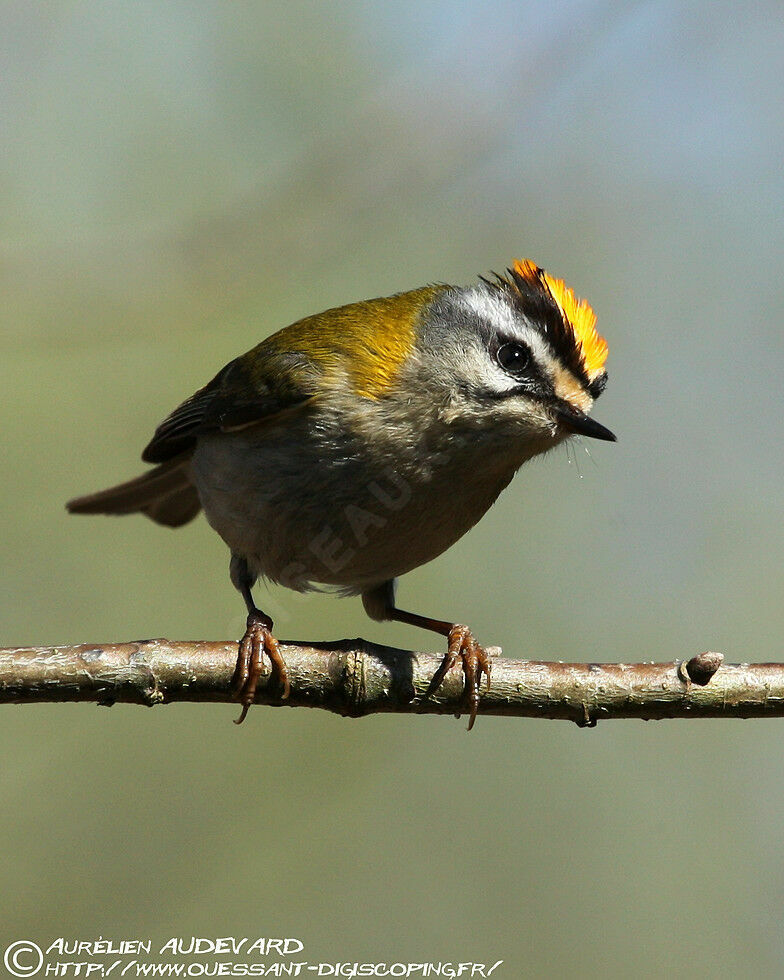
{"left": 1, "top": 640, "right": 781, "bottom": 725}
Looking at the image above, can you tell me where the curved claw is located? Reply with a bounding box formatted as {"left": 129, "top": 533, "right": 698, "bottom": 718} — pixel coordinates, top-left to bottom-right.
{"left": 232, "top": 612, "right": 290, "bottom": 724}
{"left": 426, "top": 624, "right": 492, "bottom": 731}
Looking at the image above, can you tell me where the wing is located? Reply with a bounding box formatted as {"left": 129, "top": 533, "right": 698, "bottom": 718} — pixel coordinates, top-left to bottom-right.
{"left": 141, "top": 346, "right": 320, "bottom": 463}
{"left": 142, "top": 284, "right": 436, "bottom": 464}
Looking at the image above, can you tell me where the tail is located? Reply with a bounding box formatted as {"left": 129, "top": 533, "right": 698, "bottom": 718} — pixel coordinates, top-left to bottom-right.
{"left": 66, "top": 457, "right": 201, "bottom": 528}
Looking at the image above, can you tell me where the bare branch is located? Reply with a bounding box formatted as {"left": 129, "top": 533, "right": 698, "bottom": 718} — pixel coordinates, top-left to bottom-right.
{"left": 2, "top": 639, "right": 784, "bottom": 725}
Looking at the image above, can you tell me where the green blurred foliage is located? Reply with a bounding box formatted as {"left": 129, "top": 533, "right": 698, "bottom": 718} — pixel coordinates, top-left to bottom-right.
{"left": 2, "top": 2, "right": 784, "bottom": 977}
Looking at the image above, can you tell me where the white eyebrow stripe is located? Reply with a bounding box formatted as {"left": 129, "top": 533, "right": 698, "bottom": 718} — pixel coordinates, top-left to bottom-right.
{"left": 460, "top": 286, "right": 556, "bottom": 372}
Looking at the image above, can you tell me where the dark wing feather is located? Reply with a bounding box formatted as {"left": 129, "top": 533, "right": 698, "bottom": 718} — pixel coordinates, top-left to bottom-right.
{"left": 142, "top": 348, "right": 319, "bottom": 463}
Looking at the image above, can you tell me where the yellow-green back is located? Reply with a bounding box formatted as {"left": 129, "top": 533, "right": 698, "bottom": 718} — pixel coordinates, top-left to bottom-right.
{"left": 247, "top": 285, "right": 441, "bottom": 399}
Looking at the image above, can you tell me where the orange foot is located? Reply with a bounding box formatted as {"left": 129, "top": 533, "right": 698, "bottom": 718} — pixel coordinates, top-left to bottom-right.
{"left": 426, "top": 624, "right": 492, "bottom": 731}
{"left": 232, "top": 610, "right": 290, "bottom": 724}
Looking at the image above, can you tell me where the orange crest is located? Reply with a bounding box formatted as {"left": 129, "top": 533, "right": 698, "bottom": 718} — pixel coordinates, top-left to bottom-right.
{"left": 513, "top": 260, "right": 608, "bottom": 378}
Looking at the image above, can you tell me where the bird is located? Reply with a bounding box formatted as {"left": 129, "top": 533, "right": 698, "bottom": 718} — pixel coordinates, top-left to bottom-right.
{"left": 67, "top": 258, "right": 614, "bottom": 729}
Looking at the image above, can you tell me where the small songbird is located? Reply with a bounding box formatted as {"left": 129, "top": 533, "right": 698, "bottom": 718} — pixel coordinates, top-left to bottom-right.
{"left": 67, "top": 259, "right": 614, "bottom": 728}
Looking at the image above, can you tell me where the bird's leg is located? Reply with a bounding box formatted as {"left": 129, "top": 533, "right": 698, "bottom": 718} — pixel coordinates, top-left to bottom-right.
{"left": 230, "top": 556, "right": 290, "bottom": 724}
{"left": 363, "top": 581, "right": 491, "bottom": 731}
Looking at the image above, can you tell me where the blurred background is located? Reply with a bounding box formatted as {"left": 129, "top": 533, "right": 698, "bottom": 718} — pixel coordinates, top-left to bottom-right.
{"left": 2, "top": 1, "right": 784, "bottom": 976}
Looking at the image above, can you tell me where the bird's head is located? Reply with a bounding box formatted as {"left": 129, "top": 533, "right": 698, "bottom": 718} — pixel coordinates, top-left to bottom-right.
{"left": 411, "top": 259, "right": 615, "bottom": 454}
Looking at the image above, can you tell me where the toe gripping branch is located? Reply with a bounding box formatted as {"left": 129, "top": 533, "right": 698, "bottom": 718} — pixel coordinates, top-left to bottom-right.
{"left": 426, "top": 624, "right": 492, "bottom": 731}
{"left": 231, "top": 610, "right": 290, "bottom": 724}
{"left": 230, "top": 613, "right": 490, "bottom": 729}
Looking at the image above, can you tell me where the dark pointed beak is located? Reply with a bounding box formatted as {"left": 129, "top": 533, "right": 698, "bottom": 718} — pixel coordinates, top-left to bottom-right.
{"left": 555, "top": 405, "right": 617, "bottom": 442}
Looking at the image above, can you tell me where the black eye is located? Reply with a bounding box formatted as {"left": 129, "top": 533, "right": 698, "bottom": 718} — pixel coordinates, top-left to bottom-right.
{"left": 497, "top": 342, "right": 532, "bottom": 376}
